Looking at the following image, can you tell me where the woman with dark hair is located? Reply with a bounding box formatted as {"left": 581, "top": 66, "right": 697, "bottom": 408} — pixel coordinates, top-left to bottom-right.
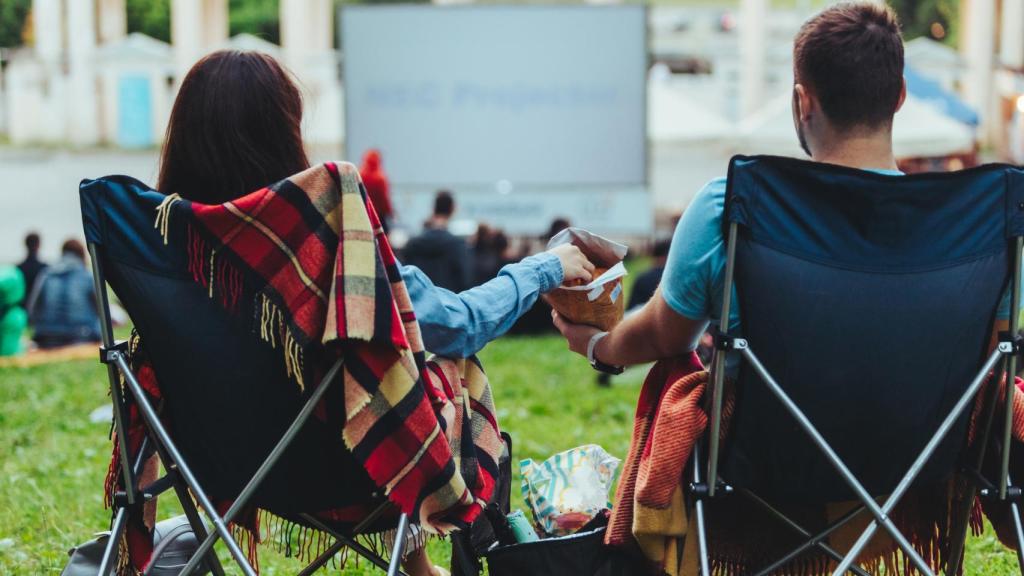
{"left": 158, "top": 50, "right": 309, "bottom": 203}
{"left": 156, "top": 50, "right": 593, "bottom": 576}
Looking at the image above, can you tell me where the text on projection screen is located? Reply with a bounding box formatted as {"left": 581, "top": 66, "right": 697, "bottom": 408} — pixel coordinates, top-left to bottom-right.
{"left": 342, "top": 6, "right": 647, "bottom": 187}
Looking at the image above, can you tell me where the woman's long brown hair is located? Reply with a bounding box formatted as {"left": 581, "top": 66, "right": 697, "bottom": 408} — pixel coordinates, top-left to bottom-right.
{"left": 157, "top": 50, "right": 310, "bottom": 204}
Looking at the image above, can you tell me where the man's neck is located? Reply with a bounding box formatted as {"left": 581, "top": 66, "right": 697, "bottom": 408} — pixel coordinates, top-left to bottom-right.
{"left": 811, "top": 131, "right": 899, "bottom": 172}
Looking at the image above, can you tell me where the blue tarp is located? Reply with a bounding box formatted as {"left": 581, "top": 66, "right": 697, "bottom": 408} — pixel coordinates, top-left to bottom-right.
{"left": 905, "top": 66, "right": 979, "bottom": 127}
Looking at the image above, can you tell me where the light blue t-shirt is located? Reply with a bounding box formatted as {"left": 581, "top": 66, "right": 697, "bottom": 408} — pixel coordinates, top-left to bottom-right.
{"left": 661, "top": 172, "right": 1017, "bottom": 352}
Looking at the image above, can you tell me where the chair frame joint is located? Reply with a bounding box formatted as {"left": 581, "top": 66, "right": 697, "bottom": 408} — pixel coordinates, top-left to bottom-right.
{"left": 997, "top": 331, "right": 1023, "bottom": 355}
{"left": 99, "top": 340, "right": 130, "bottom": 364}
{"left": 980, "top": 486, "right": 1023, "bottom": 502}
{"left": 713, "top": 333, "right": 748, "bottom": 351}
{"left": 690, "top": 481, "right": 733, "bottom": 500}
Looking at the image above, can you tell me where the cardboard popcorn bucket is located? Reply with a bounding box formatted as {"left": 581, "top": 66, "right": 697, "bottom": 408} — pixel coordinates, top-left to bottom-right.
{"left": 544, "top": 228, "right": 628, "bottom": 331}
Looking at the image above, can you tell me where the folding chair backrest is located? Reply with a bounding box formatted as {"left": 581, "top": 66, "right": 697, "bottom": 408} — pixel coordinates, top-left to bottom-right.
{"left": 718, "top": 156, "right": 1024, "bottom": 502}
{"left": 80, "top": 176, "right": 377, "bottom": 514}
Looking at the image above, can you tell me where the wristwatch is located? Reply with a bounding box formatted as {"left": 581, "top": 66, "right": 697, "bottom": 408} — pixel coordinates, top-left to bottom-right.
{"left": 587, "top": 331, "right": 624, "bottom": 375}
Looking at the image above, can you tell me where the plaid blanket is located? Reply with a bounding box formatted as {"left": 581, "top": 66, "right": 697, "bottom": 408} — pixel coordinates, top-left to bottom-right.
{"left": 107, "top": 162, "right": 503, "bottom": 573}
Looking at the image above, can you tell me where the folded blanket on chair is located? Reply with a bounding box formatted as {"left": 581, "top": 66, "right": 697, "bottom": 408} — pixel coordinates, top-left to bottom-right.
{"left": 606, "top": 352, "right": 710, "bottom": 575}
{"left": 105, "top": 162, "right": 503, "bottom": 574}
{"left": 608, "top": 354, "right": 1024, "bottom": 576}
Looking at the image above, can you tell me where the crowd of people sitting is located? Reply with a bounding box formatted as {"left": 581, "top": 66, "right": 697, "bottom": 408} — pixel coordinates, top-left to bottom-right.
{"left": 0, "top": 233, "right": 103, "bottom": 357}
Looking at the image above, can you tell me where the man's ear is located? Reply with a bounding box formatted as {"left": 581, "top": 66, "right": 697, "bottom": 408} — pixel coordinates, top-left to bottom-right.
{"left": 895, "top": 77, "right": 907, "bottom": 114}
{"left": 794, "top": 83, "right": 813, "bottom": 122}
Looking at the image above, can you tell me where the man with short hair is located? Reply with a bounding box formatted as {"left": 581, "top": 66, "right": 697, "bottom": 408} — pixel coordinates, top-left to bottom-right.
{"left": 553, "top": 2, "right": 978, "bottom": 373}
{"left": 17, "top": 232, "right": 46, "bottom": 308}
{"left": 403, "top": 189, "right": 473, "bottom": 292}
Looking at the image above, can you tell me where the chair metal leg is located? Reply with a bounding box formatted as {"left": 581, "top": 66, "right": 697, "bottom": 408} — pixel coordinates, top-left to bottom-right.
{"left": 178, "top": 357, "right": 345, "bottom": 576}
{"left": 947, "top": 357, "right": 1008, "bottom": 576}
{"left": 691, "top": 442, "right": 713, "bottom": 576}
{"left": 168, "top": 466, "right": 227, "bottom": 576}
{"left": 296, "top": 538, "right": 347, "bottom": 576}
{"left": 387, "top": 513, "right": 410, "bottom": 576}
{"left": 737, "top": 344, "right": 1004, "bottom": 576}
{"left": 112, "top": 354, "right": 257, "bottom": 576}
{"left": 741, "top": 490, "right": 872, "bottom": 576}
{"left": 89, "top": 244, "right": 137, "bottom": 504}
{"left": 99, "top": 431, "right": 155, "bottom": 576}
{"left": 823, "top": 346, "right": 1005, "bottom": 576}
{"left": 299, "top": 513, "right": 411, "bottom": 576}
{"left": 98, "top": 507, "right": 128, "bottom": 576}
{"left": 707, "top": 221, "right": 739, "bottom": 498}
{"left": 1000, "top": 236, "right": 1023, "bottom": 499}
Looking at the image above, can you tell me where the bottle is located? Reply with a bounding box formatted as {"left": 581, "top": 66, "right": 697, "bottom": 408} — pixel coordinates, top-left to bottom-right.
{"left": 506, "top": 510, "right": 540, "bottom": 543}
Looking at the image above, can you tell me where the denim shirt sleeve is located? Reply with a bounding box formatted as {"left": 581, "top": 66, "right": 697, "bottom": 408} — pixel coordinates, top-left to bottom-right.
{"left": 400, "top": 252, "right": 563, "bottom": 357}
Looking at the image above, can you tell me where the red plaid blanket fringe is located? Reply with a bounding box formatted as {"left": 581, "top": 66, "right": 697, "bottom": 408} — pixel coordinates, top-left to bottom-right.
{"left": 105, "top": 162, "right": 503, "bottom": 574}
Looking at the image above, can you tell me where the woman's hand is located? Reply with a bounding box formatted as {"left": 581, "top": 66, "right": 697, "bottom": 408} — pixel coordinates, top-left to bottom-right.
{"left": 548, "top": 244, "right": 595, "bottom": 285}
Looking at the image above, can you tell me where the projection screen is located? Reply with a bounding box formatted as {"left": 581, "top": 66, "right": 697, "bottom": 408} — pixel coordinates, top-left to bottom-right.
{"left": 341, "top": 5, "right": 650, "bottom": 235}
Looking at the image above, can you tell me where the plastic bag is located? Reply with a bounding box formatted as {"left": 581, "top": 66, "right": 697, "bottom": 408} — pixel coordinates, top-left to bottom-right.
{"left": 544, "top": 228, "right": 628, "bottom": 331}
{"left": 521, "top": 444, "right": 620, "bottom": 537}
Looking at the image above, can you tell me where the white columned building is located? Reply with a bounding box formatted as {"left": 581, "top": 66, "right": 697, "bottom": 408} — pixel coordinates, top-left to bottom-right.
{"left": 739, "top": 0, "right": 768, "bottom": 119}
{"left": 280, "top": 0, "right": 342, "bottom": 147}
{"left": 4, "top": 0, "right": 345, "bottom": 147}
{"left": 67, "top": 0, "right": 101, "bottom": 145}
{"left": 98, "top": 0, "right": 127, "bottom": 44}
{"left": 961, "top": 0, "right": 998, "bottom": 145}
{"left": 172, "top": 0, "right": 228, "bottom": 80}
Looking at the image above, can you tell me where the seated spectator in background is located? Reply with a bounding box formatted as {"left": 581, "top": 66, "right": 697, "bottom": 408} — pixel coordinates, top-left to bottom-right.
{"left": 403, "top": 190, "right": 473, "bottom": 292}
{"left": 359, "top": 149, "right": 394, "bottom": 233}
{"left": 27, "top": 239, "right": 101, "bottom": 349}
{"left": 546, "top": 217, "right": 571, "bottom": 241}
{"left": 0, "top": 266, "right": 28, "bottom": 356}
{"left": 17, "top": 232, "right": 46, "bottom": 309}
{"left": 472, "top": 225, "right": 515, "bottom": 285}
{"left": 472, "top": 224, "right": 499, "bottom": 284}
{"left": 627, "top": 238, "right": 671, "bottom": 311}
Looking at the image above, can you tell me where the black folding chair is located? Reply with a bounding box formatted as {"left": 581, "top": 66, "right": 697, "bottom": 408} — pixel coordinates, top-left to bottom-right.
{"left": 80, "top": 175, "right": 417, "bottom": 576}
{"left": 691, "top": 155, "right": 1024, "bottom": 575}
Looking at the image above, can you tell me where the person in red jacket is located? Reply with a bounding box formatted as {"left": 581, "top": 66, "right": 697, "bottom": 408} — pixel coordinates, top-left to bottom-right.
{"left": 359, "top": 149, "right": 394, "bottom": 232}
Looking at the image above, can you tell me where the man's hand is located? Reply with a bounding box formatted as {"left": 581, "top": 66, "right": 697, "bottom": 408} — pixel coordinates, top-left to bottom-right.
{"left": 552, "top": 310, "right": 602, "bottom": 358}
{"left": 547, "top": 244, "right": 595, "bottom": 285}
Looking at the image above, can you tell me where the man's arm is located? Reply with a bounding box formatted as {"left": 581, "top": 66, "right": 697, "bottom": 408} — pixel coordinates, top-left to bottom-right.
{"left": 553, "top": 286, "right": 706, "bottom": 367}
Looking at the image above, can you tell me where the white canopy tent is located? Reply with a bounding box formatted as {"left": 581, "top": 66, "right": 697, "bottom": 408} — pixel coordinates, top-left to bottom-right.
{"left": 647, "top": 80, "right": 732, "bottom": 143}
{"left": 737, "top": 91, "right": 975, "bottom": 158}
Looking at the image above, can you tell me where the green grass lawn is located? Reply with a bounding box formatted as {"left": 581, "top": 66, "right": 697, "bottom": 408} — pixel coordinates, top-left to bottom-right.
{"left": 0, "top": 335, "right": 1021, "bottom": 574}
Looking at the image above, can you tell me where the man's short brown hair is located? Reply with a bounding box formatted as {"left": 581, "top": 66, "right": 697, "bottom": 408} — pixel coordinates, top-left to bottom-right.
{"left": 794, "top": 2, "right": 904, "bottom": 130}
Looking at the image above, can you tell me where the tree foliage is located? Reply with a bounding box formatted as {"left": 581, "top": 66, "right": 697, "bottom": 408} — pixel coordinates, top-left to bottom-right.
{"left": 229, "top": 0, "right": 280, "bottom": 43}
{"left": 0, "top": 0, "right": 31, "bottom": 49}
{"left": 125, "top": 0, "right": 281, "bottom": 44}
{"left": 126, "top": 0, "right": 171, "bottom": 43}
{"left": 889, "top": 0, "right": 959, "bottom": 45}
